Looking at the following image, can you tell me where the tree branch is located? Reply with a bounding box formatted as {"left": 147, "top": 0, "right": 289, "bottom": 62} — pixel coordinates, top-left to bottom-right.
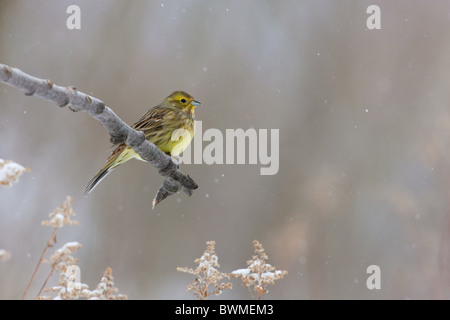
{"left": 0, "top": 63, "right": 198, "bottom": 208}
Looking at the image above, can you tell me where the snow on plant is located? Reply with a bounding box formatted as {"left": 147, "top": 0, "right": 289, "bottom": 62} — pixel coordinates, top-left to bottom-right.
{"left": 0, "top": 159, "right": 30, "bottom": 187}
{"left": 21, "top": 196, "right": 126, "bottom": 300}
{"left": 40, "top": 265, "right": 127, "bottom": 300}
{"left": 178, "top": 240, "right": 287, "bottom": 300}
{"left": 231, "top": 240, "right": 287, "bottom": 299}
{"left": 0, "top": 249, "right": 11, "bottom": 261}
{"left": 177, "top": 240, "right": 232, "bottom": 300}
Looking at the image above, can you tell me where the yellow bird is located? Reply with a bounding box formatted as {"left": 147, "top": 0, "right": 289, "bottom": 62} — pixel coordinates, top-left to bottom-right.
{"left": 85, "top": 91, "right": 201, "bottom": 195}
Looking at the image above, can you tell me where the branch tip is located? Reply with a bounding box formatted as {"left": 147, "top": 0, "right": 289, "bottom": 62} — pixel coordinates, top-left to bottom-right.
{"left": 186, "top": 175, "right": 199, "bottom": 189}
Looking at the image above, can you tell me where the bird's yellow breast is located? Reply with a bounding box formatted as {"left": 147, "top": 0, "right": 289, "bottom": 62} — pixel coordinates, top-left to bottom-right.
{"left": 130, "top": 122, "right": 194, "bottom": 160}
{"left": 164, "top": 124, "right": 195, "bottom": 156}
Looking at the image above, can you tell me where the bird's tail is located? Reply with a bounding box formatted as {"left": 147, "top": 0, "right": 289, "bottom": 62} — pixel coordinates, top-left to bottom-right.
{"left": 84, "top": 144, "right": 136, "bottom": 195}
{"left": 84, "top": 162, "right": 114, "bottom": 196}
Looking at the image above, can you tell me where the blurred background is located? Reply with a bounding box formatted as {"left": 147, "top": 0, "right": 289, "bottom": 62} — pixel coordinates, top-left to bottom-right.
{"left": 1, "top": 0, "right": 450, "bottom": 299}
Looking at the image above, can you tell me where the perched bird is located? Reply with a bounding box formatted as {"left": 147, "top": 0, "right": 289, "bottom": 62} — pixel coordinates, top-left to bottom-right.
{"left": 84, "top": 91, "right": 201, "bottom": 195}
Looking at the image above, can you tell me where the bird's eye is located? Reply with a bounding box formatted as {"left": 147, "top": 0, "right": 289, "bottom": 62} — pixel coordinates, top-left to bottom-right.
{"left": 180, "top": 98, "right": 187, "bottom": 103}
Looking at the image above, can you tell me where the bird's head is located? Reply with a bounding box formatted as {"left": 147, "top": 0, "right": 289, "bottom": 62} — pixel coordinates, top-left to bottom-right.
{"left": 163, "top": 91, "right": 201, "bottom": 113}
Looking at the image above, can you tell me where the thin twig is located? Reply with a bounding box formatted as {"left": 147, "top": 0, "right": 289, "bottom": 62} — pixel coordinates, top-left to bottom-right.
{"left": 21, "top": 228, "right": 57, "bottom": 300}
{"left": 37, "top": 267, "right": 56, "bottom": 299}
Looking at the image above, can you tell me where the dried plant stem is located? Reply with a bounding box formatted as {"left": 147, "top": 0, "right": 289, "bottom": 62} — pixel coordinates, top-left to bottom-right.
{"left": 37, "top": 266, "right": 56, "bottom": 299}
{"left": 177, "top": 241, "right": 232, "bottom": 299}
{"left": 21, "top": 228, "right": 57, "bottom": 300}
{"left": 230, "top": 240, "right": 288, "bottom": 299}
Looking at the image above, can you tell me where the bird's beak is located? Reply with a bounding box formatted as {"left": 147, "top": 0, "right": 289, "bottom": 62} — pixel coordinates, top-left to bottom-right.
{"left": 191, "top": 100, "right": 201, "bottom": 106}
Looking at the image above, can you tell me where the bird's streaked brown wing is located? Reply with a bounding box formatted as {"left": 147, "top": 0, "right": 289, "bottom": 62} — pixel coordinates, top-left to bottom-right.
{"left": 132, "top": 105, "right": 175, "bottom": 141}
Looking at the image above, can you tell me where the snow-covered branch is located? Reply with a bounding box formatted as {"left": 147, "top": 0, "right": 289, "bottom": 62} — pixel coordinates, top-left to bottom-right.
{"left": 0, "top": 63, "right": 198, "bottom": 207}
